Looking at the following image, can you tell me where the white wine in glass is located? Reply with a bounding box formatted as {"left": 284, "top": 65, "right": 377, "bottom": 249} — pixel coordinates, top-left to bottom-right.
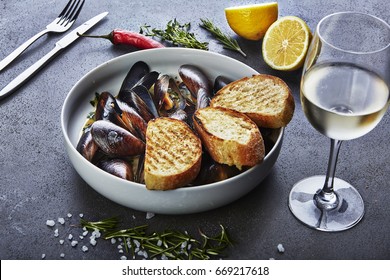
{"left": 289, "top": 12, "right": 390, "bottom": 232}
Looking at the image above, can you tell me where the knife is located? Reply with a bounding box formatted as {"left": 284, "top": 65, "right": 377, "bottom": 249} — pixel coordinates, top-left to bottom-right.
{"left": 0, "top": 12, "right": 108, "bottom": 100}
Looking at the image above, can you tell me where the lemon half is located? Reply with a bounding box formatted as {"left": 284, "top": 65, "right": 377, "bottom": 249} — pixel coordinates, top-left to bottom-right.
{"left": 225, "top": 2, "right": 278, "bottom": 41}
{"left": 262, "top": 16, "right": 311, "bottom": 71}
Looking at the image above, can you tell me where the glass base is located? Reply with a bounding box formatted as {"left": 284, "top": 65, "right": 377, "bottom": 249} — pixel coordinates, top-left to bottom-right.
{"left": 289, "top": 175, "right": 364, "bottom": 232}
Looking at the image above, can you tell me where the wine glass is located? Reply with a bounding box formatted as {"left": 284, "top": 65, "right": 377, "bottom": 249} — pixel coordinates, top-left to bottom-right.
{"left": 289, "top": 12, "right": 390, "bottom": 232}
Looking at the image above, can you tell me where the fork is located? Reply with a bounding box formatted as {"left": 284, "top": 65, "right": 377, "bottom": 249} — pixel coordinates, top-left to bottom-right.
{"left": 0, "top": 0, "right": 85, "bottom": 72}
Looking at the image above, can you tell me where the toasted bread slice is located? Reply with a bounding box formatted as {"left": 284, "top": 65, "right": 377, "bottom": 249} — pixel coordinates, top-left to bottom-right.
{"left": 144, "top": 117, "right": 202, "bottom": 190}
{"left": 193, "top": 107, "right": 265, "bottom": 170}
{"left": 210, "top": 74, "right": 294, "bottom": 128}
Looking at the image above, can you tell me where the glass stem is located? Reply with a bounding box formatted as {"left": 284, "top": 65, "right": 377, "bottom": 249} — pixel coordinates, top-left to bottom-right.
{"left": 315, "top": 139, "right": 342, "bottom": 210}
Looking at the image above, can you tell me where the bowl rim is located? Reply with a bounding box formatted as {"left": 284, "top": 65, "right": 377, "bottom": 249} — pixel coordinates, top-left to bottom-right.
{"left": 61, "top": 48, "right": 285, "bottom": 193}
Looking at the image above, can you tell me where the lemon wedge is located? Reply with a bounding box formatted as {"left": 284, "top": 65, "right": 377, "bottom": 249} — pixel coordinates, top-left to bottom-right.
{"left": 225, "top": 2, "right": 278, "bottom": 41}
{"left": 262, "top": 16, "right": 311, "bottom": 71}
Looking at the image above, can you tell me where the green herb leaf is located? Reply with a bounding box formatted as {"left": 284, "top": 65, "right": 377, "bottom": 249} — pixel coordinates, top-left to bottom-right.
{"left": 140, "top": 19, "right": 208, "bottom": 50}
{"left": 200, "top": 18, "right": 247, "bottom": 57}
{"left": 80, "top": 217, "right": 232, "bottom": 260}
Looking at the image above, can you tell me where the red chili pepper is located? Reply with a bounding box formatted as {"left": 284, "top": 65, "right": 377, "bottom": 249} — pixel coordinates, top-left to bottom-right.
{"left": 78, "top": 29, "right": 165, "bottom": 49}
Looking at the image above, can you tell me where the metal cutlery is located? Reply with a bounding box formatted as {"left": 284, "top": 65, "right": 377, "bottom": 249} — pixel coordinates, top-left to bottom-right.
{"left": 0, "top": 12, "right": 108, "bottom": 100}
{"left": 0, "top": 0, "right": 85, "bottom": 72}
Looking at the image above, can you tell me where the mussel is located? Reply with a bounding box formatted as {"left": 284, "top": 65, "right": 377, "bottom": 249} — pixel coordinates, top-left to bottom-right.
{"left": 116, "top": 99, "right": 148, "bottom": 141}
{"left": 91, "top": 120, "right": 145, "bottom": 157}
{"left": 117, "top": 89, "right": 155, "bottom": 123}
{"left": 213, "top": 75, "right": 233, "bottom": 96}
{"left": 96, "top": 158, "right": 134, "bottom": 181}
{"left": 95, "top": 91, "right": 124, "bottom": 125}
{"left": 76, "top": 129, "right": 98, "bottom": 162}
{"left": 154, "top": 75, "right": 187, "bottom": 115}
{"left": 118, "top": 61, "right": 150, "bottom": 93}
{"left": 178, "top": 64, "right": 212, "bottom": 109}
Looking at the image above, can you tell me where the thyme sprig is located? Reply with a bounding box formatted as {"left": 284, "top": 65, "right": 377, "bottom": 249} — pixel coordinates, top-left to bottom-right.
{"left": 140, "top": 19, "right": 209, "bottom": 50}
{"left": 80, "top": 216, "right": 232, "bottom": 260}
{"left": 200, "top": 18, "right": 246, "bottom": 57}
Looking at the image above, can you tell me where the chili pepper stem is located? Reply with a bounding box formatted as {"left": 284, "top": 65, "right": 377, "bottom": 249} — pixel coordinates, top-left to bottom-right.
{"left": 77, "top": 32, "right": 113, "bottom": 43}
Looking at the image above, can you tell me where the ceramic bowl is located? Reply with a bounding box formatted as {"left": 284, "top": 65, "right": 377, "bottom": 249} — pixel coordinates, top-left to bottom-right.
{"left": 61, "top": 48, "right": 284, "bottom": 214}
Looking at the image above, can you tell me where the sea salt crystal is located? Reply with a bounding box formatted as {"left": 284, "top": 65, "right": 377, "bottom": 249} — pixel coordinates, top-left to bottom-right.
{"left": 79, "top": 213, "right": 84, "bottom": 218}
{"left": 132, "top": 215, "right": 136, "bottom": 220}
{"left": 90, "top": 238, "right": 97, "bottom": 246}
{"left": 67, "top": 213, "right": 72, "bottom": 218}
{"left": 92, "top": 229, "right": 101, "bottom": 238}
{"left": 68, "top": 234, "right": 73, "bottom": 240}
{"left": 111, "top": 238, "right": 117, "bottom": 244}
{"left": 161, "top": 254, "right": 168, "bottom": 260}
{"left": 46, "top": 220, "right": 55, "bottom": 227}
{"left": 79, "top": 236, "right": 84, "bottom": 240}
{"left": 41, "top": 254, "right": 46, "bottom": 259}
{"left": 120, "top": 255, "right": 127, "bottom": 260}
{"left": 54, "top": 228, "right": 59, "bottom": 237}
{"left": 157, "top": 240, "right": 162, "bottom": 247}
{"left": 117, "top": 244, "right": 123, "bottom": 250}
{"left": 277, "top": 244, "right": 285, "bottom": 253}
{"left": 58, "top": 217, "right": 65, "bottom": 225}
{"left": 146, "top": 212, "right": 155, "bottom": 220}
{"left": 60, "top": 253, "right": 65, "bottom": 258}
{"left": 59, "top": 240, "right": 64, "bottom": 245}
{"left": 181, "top": 241, "right": 187, "bottom": 249}
{"left": 82, "top": 231, "right": 88, "bottom": 237}
{"left": 133, "top": 239, "right": 141, "bottom": 248}
{"left": 71, "top": 240, "right": 78, "bottom": 247}
{"left": 82, "top": 245, "right": 89, "bottom": 252}
{"left": 118, "top": 249, "right": 124, "bottom": 254}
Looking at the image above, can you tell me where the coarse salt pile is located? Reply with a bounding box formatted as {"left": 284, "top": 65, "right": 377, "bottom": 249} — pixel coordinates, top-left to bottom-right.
{"left": 44, "top": 212, "right": 157, "bottom": 260}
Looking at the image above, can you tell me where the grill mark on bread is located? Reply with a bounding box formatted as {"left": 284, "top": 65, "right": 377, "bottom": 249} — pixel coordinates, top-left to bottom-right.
{"left": 211, "top": 74, "right": 294, "bottom": 128}
{"left": 144, "top": 117, "right": 202, "bottom": 190}
{"left": 193, "top": 107, "right": 265, "bottom": 170}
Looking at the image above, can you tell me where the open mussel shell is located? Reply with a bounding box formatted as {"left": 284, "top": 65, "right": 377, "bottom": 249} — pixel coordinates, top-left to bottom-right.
{"left": 96, "top": 158, "right": 134, "bottom": 181}
{"left": 95, "top": 91, "right": 123, "bottom": 124}
{"left": 154, "top": 75, "right": 187, "bottom": 117}
{"left": 76, "top": 129, "right": 98, "bottom": 162}
{"left": 119, "top": 61, "right": 150, "bottom": 93}
{"left": 117, "top": 89, "right": 155, "bottom": 123}
{"left": 133, "top": 71, "right": 159, "bottom": 90}
{"left": 91, "top": 120, "right": 145, "bottom": 157}
{"left": 131, "top": 85, "right": 159, "bottom": 118}
{"left": 178, "top": 64, "right": 212, "bottom": 109}
{"left": 116, "top": 99, "right": 148, "bottom": 141}
{"left": 178, "top": 64, "right": 212, "bottom": 94}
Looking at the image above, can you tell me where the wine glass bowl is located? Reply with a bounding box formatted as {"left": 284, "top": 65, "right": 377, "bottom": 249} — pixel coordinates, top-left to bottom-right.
{"left": 289, "top": 12, "right": 390, "bottom": 232}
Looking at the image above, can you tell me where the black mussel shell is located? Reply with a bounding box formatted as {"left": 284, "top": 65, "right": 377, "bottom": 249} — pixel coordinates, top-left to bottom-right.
{"left": 95, "top": 91, "right": 127, "bottom": 129}
{"left": 132, "top": 85, "right": 159, "bottom": 118}
{"left": 178, "top": 64, "right": 212, "bottom": 97}
{"left": 119, "top": 61, "right": 150, "bottom": 93}
{"left": 116, "top": 99, "right": 148, "bottom": 141}
{"left": 133, "top": 71, "right": 159, "bottom": 90}
{"left": 96, "top": 158, "right": 134, "bottom": 181}
{"left": 168, "top": 109, "right": 188, "bottom": 122}
{"left": 117, "top": 89, "right": 155, "bottom": 123}
{"left": 196, "top": 88, "right": 210, "bottom": 109}
{"left": 91, "top": 120, "right": 145, "bottom": 157}
{"left": 213, "top": 75, "right": 233, "bottom": 96}
{"left": 76, "top": 129, "right": 98, "bottom": 162}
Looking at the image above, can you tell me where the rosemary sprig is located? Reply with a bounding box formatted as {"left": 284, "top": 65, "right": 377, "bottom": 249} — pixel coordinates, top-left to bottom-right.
{"left": 140, "top": 19, "right": 209, "bottom": 50}
{"left": 79, "top": 217, "right": 232, "bottom": 260}
{"left": 80, "top": 216, "right": 120, "bottom": 232}
{"left": 199, "top": 18, "right": 246, "bottom": 57}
